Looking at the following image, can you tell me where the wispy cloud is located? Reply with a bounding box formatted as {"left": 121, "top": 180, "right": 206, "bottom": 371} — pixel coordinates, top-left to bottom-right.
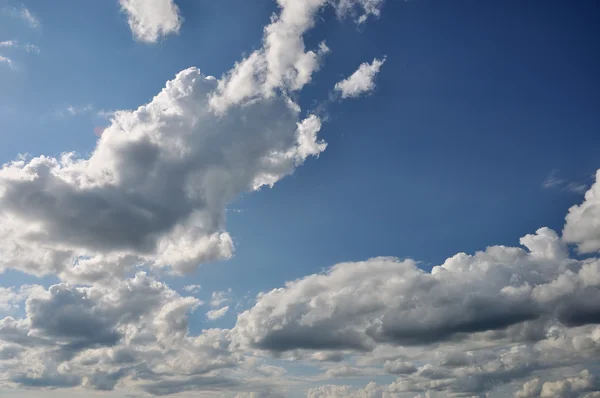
{"left": 3, "top": 5, "right": 40, "bottom": 28}
{"left": 0, "top": 40, "right": 40, "bottom": 54}
{"left": 206, "top": 306, "right": 229, "bottom": 321}
{"left": 0, "top": 40, "right": 18, "bottom": 48}
{"left": 0, "top": 55, "right": 14, "bottom": 68}
{"left": 543, "top": 169, "right": 588, "bottom": 194}
{"left": 24, "top": 43, "right": 39, "bottom": 54}
{"left": 18, "top": 5, "right": 39, "bottom": 28}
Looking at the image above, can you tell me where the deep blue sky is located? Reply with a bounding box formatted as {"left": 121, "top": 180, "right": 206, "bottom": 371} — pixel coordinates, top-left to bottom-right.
{"left": 1, "top": 0, "right": 599, "bottom": 325}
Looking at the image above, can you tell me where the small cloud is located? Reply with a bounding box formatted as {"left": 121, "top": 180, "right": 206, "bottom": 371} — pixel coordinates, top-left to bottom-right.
{"left": 19, "top": 6, "right": 39, "bottom": 28}
{"left": 565, "top": 182, "right": 588, "bottom": 194}
{"left": 206, "top": 306, "right": 229, "bottom": 321}
{"left": 119, "top": 0, "right": 182, "bottom": 43}
{"left": 3, "top": 5, "right": 40, "bottom": 28}
{"left": 543, "top": 169, "right": 566, "bottom": 189}
{"left": 183, "top": 284, "right": 201, "bottom": 294}
{"left": 0, "top": 40, "right": 18, "bottom": 48}
{"left": 0, "top": 55, "right": 14, "bottom": 69}
{"left": 542, "top": 169, "right": 588, "bottom": 194}
{"left": 96, "top": 109, "right": 116, "bottom": 119}
{"left": 210, "top": 289, "right": 232, "bottom": 308}
{"left": 334, "top": 57, "right": 386, "bottom": 99}
{"left": 24, "top": 44, "right": 39, "bottom": 54}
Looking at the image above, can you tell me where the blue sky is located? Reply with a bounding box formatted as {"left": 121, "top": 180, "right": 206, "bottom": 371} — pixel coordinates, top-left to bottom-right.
{"left": 1, "top": 1, "right": 600, "bottom": 397}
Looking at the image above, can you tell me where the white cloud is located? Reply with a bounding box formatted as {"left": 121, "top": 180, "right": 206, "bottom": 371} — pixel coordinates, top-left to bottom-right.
{"left": 0, "top": 40, "right": 18, "bottom": 48}
{"left": 24, "top": 43, "right": 40, "bottom": 54}
{"left": 207, "top": 306, "right": 229, "bottom": 321}
{"left": 543, "top": 169, "right": 588, "bottom": 194}
{"left": 516, "top": 370, "right": 599, "bottom": 398}
{"left": 210, "top": 289, "right": 232, "bottom": 308}
{"left": 563, "top": 169, "right": 600, "bottom": 253}
{"left": 19, "top": 5, "right": 39, "bottom": 28}
{"left": 119, "top": 0, "right": 182, "bottom": 43}
{"left": 334, "top": 57, "right": 385, "bottom": 99}
{"left": 183, "top": 284, "right": 201, "bottom": 293}
{"left": 0, "top": 67, "right": 326, "bottom": 283}
{"left": 2, "top": 169, "right": 600, "bottom": 396}
{"left": 66, "top": 104, "right": 93, "bottom": 115}
{"left": 208, "top": 0, "right": 334, "bottom": 113}
{"left": 334, "top": 0, "right": 385, "bottom": 24}
{"left": 0, "top": 55, "right": 13, "bottom": 68}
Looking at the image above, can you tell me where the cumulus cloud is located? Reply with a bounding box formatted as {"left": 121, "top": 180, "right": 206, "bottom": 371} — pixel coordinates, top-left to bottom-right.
{"left": 0, "top": 67, "right": 326, "bottom": 282}
{"left": 208, "top": 0, "right": 335, "bottom": 113}
{"left": 233, "top": 227, "right": 575, "bottom": 352}
{"left": 334, "top": 57, "right": 385, "bottom": 98}
{"left": 119, "top": 0, "right": 182, "bottom": 43}
{"left": 0, "top": 273, "right": 248, "bottom": 394}
{"left": 564, "top": 170, "right": 600, "bottom": 254}
{"left": 226, "top": 174, "right": 600, "bottom": 395}
{"left": 516, "top": 370, "right": 599, "bottom": 398}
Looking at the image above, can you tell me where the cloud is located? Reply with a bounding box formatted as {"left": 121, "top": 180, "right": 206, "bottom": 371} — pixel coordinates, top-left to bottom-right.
{"left": 66, "top": 104, "right": 93, "bottom": 115}
{"left": 233, "top": 229, "right": 571, "bottom": 352}
{"left": 0, "top": 68, "right": 326, "bottom": 282}
{"left": 208, "top": 0, "right": 336, "bottom": 113}
{"left": 19, "top": 5, "right": 39, "bottom": 28}
{"left": 207, "top": 306, "right": 229, "bottom": 321}
{"left": 228, "top": 173, "right": 600, "bottom": 395}
{"left": 516, "top": 370, "right": 599, "bottom": 398}
{"left": 334, "top": 57, "right": 385, "bottom": 99}
{"left": 543, "top": 169, "right": 588, "bottom": 194}
{"left": 119, "top": 0, "right": 182, "bottom": 43}
{"left": 564, "top": 170, "right": 600, "bottom": 253}
{"left": 0, "top": 40, "right": 18, "bottom": 48}
{"left": 334, "top": 0, "right": 385, "bottom": 24}
{"left": 183, "top": 284, "right": 201, "bottom": 293}
{"left": 210, "top": 289, "right": 232, "bottom": 307}
{"left": 0, "top": 273, "right": 243, "bottom": 394}
{"left": 0, "top": 55, "right": 13, "bottom": 68}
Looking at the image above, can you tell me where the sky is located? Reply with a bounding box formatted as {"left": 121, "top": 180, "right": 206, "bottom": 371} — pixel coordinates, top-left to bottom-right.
{"left": 0, "top": 0, "right": 600, "bottom": 397}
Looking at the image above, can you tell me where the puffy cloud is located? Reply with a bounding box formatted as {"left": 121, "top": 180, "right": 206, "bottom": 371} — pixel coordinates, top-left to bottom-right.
{"left": 119, "top": 0, "right": 182, "bottom": 43}
{"left": 564, "top": 170, "right": 600, "bottom": 253}
{"left": 208, "top": 0, "right": 334, "bottom": 113}
{"left": 0, "top": 273, "right": 248, "bottom": 394}
{"left": 207, "top": 306, "right": 229, "bottom": 321}
{"left": 0, "top": 67, "right": 325, "bottom": 282}
{"left": 334, "top": 57, "right": 385, "bottom": 99}
{"left": 233, "top": 227, "right": 577, "bottom": 352}
{"left": 227, "top": 174, "right": 600, "bottom": 395}
{"left": 516, "top": 370, "right": 599, "bottom": 398}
